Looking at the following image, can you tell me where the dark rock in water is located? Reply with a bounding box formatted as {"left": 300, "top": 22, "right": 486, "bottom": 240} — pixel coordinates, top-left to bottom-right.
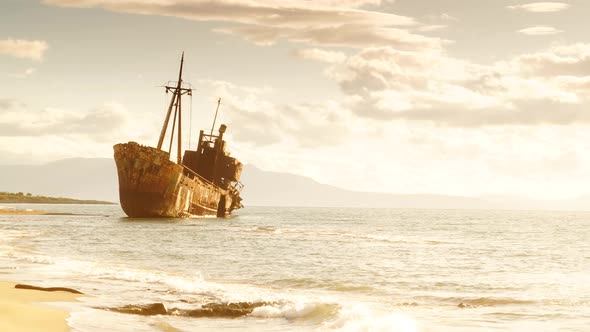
{"left": 110, "top": 303, "right": 168, "bottom": 316}
{"left": 182, "top": 302, "right": 274, "bottom": 318}
{"left": 105, "top": 301, "right": 275, "bottom": 318}
{"left": 15, "top": 284, "right": 83, "bottom": 294}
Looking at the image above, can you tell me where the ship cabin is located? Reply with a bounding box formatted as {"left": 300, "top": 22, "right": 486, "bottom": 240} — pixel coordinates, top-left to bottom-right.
{"left": 182, "top": 124, "right": 243, "bottom": 191}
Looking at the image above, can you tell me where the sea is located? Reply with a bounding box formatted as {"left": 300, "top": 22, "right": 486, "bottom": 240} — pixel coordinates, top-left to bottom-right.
{"left": 0, "top": 204, "right": 589, "bottom": 332}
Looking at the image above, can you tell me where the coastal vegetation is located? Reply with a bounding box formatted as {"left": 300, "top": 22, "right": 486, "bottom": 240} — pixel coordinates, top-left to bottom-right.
{"left": 0, "top": 192, "right": 113, "bottom": 204}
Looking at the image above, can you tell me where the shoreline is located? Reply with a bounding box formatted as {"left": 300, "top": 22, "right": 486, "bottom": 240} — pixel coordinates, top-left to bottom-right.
{"left": 0, "top": 281, "right": 80, "bottom": 332}
{"left": 0, "top": 208, "right": 78, "bottom": 216}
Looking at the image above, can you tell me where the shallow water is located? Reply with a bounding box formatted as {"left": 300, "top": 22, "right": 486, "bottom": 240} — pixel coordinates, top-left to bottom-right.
{"left": 1, "top": 204, "right": 589, "bottom": 331}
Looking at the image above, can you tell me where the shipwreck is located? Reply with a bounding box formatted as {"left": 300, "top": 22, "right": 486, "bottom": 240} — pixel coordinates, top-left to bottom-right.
{"left": 113, "top": 53, "right": 243, "bottom": 218}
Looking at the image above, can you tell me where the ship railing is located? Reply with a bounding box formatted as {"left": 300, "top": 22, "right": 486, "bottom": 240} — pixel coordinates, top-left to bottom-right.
{"left": 231, "top": 181, "right": 244, "bottom": 193}
{"left": 201, "top": 133, "right": 219, "bottom": 145}
{"left": 181, "top": 163, "right": 215, "bottom": 186}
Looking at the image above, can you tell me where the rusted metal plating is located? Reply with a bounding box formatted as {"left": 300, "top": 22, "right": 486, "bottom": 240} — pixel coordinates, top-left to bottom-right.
{"left": 113, "top": 54, "right": 243, "bottom": 218}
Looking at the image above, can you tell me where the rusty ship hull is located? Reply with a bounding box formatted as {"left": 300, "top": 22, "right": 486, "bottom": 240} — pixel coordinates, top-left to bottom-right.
{"left": 114, "top": 142, "right": 238, "bottom": 218}
{"left": 113, "top": 53, "right": 243, "bottom": 218}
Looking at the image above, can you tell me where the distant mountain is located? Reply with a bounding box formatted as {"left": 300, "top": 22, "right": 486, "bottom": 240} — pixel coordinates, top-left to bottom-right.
{"left": 0, "top": 158, "right": 118, "bottom": 202}
{"left": 1, "top": 158, "right": 589, "bottom": 211}
{"left": 240, "top": 165, "right": 492, "bottom": 209}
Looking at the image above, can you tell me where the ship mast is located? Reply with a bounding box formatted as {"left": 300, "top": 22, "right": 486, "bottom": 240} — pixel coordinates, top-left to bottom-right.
{"left": 157, "top": 52, "right": 192, "bottom": 164}
{"left": 210, "top": 98, "right": 221, "bottom": 137}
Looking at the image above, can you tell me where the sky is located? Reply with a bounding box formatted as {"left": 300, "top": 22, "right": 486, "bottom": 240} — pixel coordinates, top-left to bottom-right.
{"left": 1, "top": 0, "right": 590, "bottom": 199}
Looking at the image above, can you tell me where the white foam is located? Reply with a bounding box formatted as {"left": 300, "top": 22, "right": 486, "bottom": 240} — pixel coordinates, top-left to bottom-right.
{"left": 250, "top": 305, "right": 283, "bottom": 318}
{"left": 0, "top": 229, "right": 48, "bottom": 262}
{"left": 17, "top": 254, "right": 56, "bottom": 264}
{"left": 246, "top": 226, "right": 284, "bottom": 235}
{"left": 0, "top": 228, "right": 42, "bottom": 241}
{"left": 0, "top": 243, "right": 292, "bottom": 306}
{"left": 22, "top": 255, "right": 290, "bottom": 304}
{"left": 251, "top": 301, "right": 338, "bottom": 321}
{"left": 322, "top": 305, "right": 418, "bottom": 332}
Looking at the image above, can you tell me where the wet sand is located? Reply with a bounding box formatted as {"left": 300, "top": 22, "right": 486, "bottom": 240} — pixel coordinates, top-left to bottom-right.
{"left": 0, "top": 281, "right": 79, "bottom": 332}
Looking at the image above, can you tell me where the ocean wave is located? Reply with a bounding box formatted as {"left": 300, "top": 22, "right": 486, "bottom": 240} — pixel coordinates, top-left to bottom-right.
{"left": 0, "top": 249, "right": 208, "bottom": 296}
{"left": 16, "top": 254, "right": 57, "bottom": 264}
{"left": 6, "top": 251, "right": 336, "bottom": 311}
{"left": 270, "top": 278, "right": 374, "bottom": 293}
{"left": 242, "top": 226, "right": 455, "bottom": 246}
{"left": 99, "top": 300, "right": 341, "bottom": 324}
{"left": 251, "top": 302, "right": 340, "bottom": 322}
{"left": 0, "top": 228, "right": 44, "bottom": 241}
{"left": 322, "top": 305, "right": 418, "bottom": 332}
{"left": 340, "top": 233, "right": 455, "bottom": 245}
{"left": 247, "top": 226, "right": 284, "bottom": 234}
{"left": 447, "top": 296, "right": 536, "bottom": 307}
{"left": 0, "top": 228, "right": 52, "bottom": 263}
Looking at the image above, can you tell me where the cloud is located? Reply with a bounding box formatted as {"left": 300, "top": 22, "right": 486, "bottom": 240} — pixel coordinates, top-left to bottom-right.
{"left": 376, "top": 102, "right": 590, "bottom": 126}
{"left": 215, "top": 24, "right": 444, "bottom": 50}
{"left": 518, "top": 26, "right": 562, "bottom": 35}
{"left": 202, "top": 80, "right": 355, "bottom": 148}
{"left": 416, "top": 13, "right": 457, "bottom": 32}
{"left": 0, "top": 99, "right": 163, "bottom": 164}
{"left": 0, "top": 101, "right": 155, "bottom": 141}
{"left": 43, "top": 0, "right": 414, "bottom": 27}
{"left": 43, "top": 0, "right": 445, "bottom": 51}
{"left": 0, "top": 98, "right": 25, "bottom": 110}
{"left": 0, "top": 39, "right": 48, "bottom": 61}
{"left": 9, "top": 67, "right": 36, "bottom": 79}
{"left": 513, "top": 43, "right": 590, "bottom": 76}
{"left": 294, "top": 48, "right": 347, "bottom": 64}
{"left": 23, "top": 67, "right": 36, "bottom": 76}
{"left": 439, "top": 13, "right": 457, "bottom": 21}
{"left": 306, "top": 0, "right": 394, "bottom": 8}
{"left": 418, "top": 25, "right": 447, "bottom": 32}
{"left": 296, "top": 43, "right": 590, "bottom": 126}
{"left": 507, "top": 2, "right": 570, "bottom": 13}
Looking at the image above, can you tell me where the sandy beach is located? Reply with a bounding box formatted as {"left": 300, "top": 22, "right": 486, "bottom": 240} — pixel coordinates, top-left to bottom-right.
{"left": 0, "top": 281, "right": 79, "bottom": 332}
